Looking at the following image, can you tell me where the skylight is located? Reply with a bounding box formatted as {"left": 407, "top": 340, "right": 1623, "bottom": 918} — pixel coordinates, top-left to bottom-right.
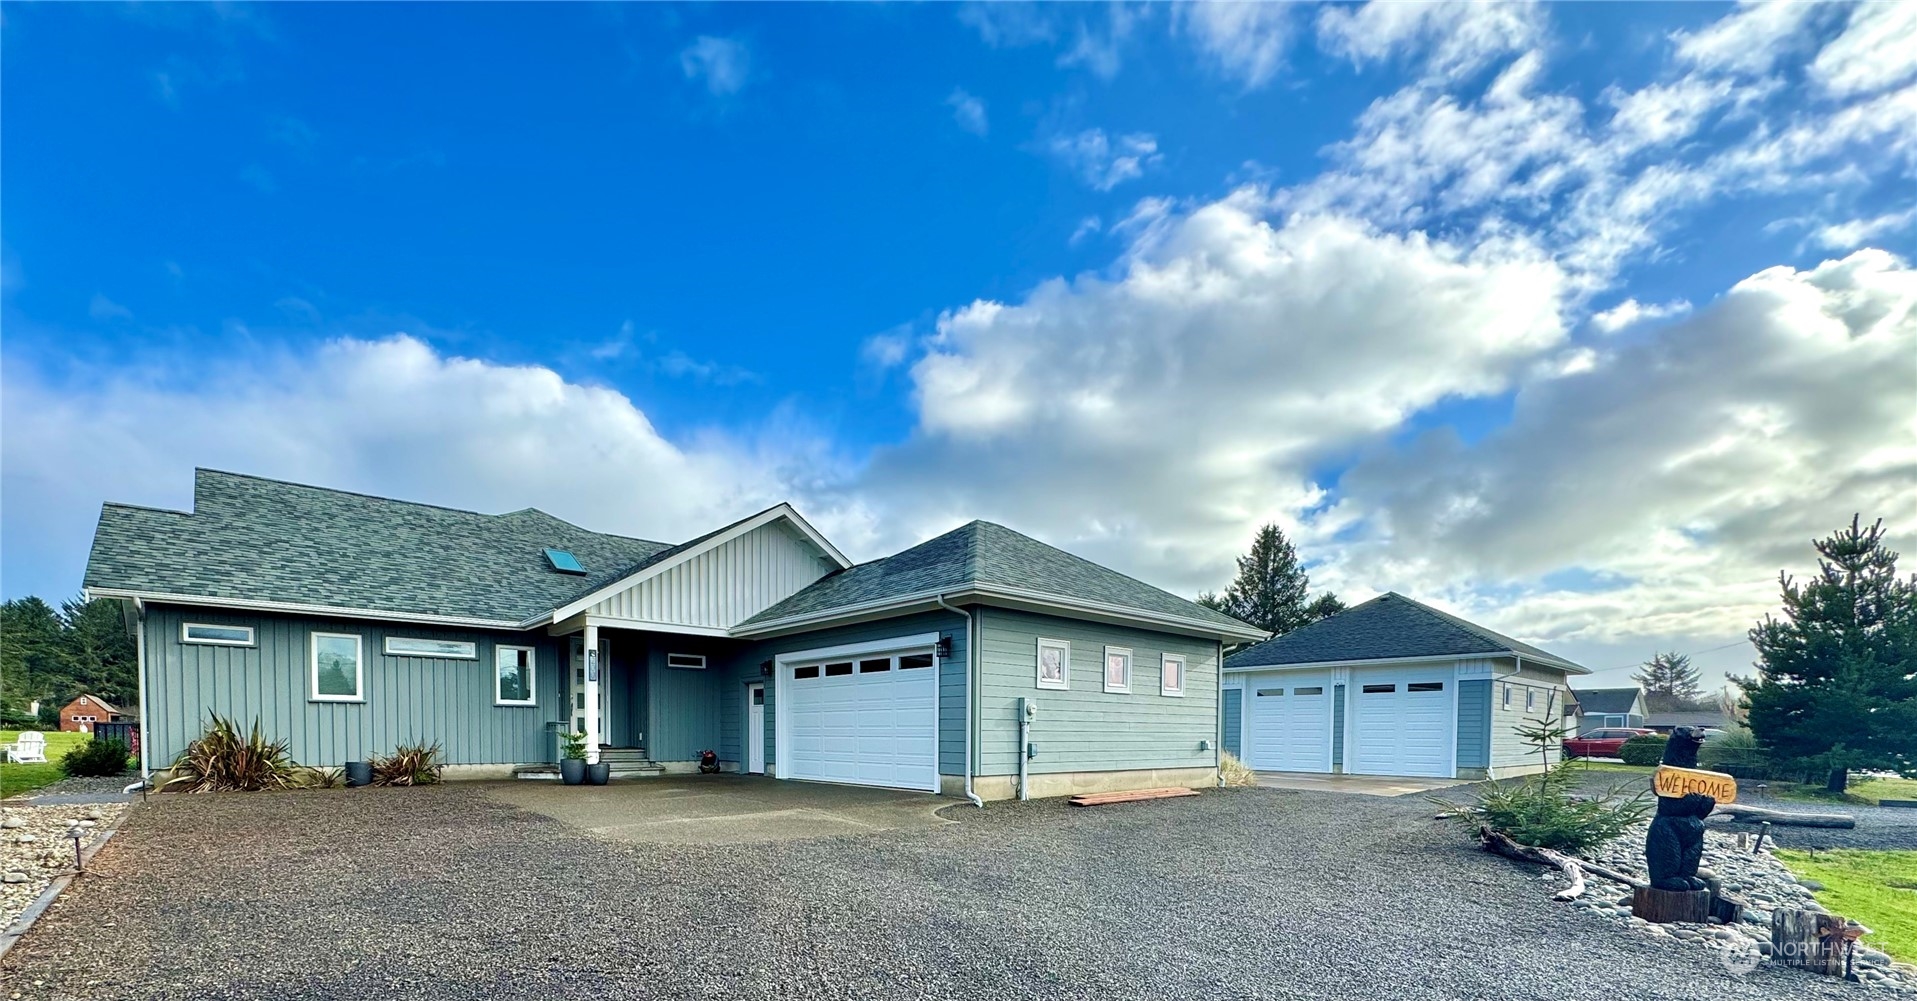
{"left": 544, "top": 548, "right": 586, "bottom": 575}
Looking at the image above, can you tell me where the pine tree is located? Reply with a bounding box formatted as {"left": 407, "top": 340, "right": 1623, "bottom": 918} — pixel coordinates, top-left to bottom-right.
{"left": 1633, "top": 651, "right": 1703, "bottom": 711}
{"left": 1738, "top": 516, "right": 1917, "bottom": 792}
{"left": 1213, "top": 524, "right": 1315, "bottom": 636}
{"left": 1304, "top": 592, "right": 1347, "bottom": 623}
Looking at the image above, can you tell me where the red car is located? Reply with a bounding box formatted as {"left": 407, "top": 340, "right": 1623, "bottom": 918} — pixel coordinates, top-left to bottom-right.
{"left": 1563, "top": 727, "right": 1656, "bottom": 759}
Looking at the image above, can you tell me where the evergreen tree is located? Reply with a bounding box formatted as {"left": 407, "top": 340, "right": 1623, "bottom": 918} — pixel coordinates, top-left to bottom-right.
{"left": 1211, "top": 524, "right": 1317, "bottom": 636}
{"left": 1738, "top": 516, "right": 1917, "bottom": 792}
{"left": 1633, "top": 651, "right": 1704, "bottom": 710}
{"left": 0, "top": 595, "right": 138, "bottom": 717}
{"left": 1304, "top": 592, "right": 1347, "bottom": 623}
{"left": 1, "top": 597, "right": 71, "bottom": 710}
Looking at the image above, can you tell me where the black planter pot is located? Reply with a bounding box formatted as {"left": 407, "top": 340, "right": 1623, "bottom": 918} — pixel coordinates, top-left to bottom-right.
{"left": 344, "top": 761, "right": 373, "bottom": 787}
{"left": 586, "top": 761, "right": 611, "bottom": 785}
{"left": 560, "top": 758, "right": 587, "bottom": 785}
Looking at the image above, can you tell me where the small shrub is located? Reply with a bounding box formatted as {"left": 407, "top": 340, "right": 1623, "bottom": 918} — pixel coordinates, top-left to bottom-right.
{"left": 1698, "top": 727, "right": 1767, "bottom": 773}
{"left": 1437, "top": 716, "right": 1652, "bottom": 855}
{"left": 558, "top": 730, "right": 588, "bottom": 761}
{"left": 1619, "top": 734, "right": 1670, "bottom": 766}
{"left": 1219, "top": 751, "right": 1257, "bottom": 787}
{"left": 293, "top": 766, "right": 343, "bottom": 789}
{"left": 60, "top": 737, "right": 131, "bottom": 778}
{"left": 369, "top": 741, "right": 443, "bottom": 786}
{"left": 165, "top": 713, "right": 302, "bottom": 793}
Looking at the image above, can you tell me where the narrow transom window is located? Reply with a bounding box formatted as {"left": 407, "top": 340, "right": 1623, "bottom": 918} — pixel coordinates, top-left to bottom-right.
{"left": 666, "top": 653, "right": 707, "bottom": 670}
{"left": 1103, "top": 647, "right": 1132, "bottom": 694}
{"left": 1525, "top": 687, "right": 1537, "bottom": 710}
{"left": 793, "top": 665, "right": 820, "bottom": 680}
{"left": 1036, "top": 638, "right": 1070, "bottom": 690}
{"left": 1256, "top": 688, "right": 1284, "bottom": 697}
{"left": 1410, "top": 682, "right": 1445, "bottom": 693}
{"left": 1361, "top": 683, "right": 1396, "bottom": 694}
{"left": 858, "top": 658, "right": 891, "bottom": 673}
{"left": 1160, "top": 653, "right": 1186, "bottom": 697}
{"left": 311, "top": 632, "right": 364, "bottom": 702}
{"left": 1502, "top": 684, "right": 1513, "bottom": 710}
{"left": 1294, "top": 686, "right": 1324, "bottom": 696}
{"left": 385, "top": 637, "right": 476, "bottom": 659}
{"left": 183, "top": 623, "right": 255, "bottom": 647}
{"left": 496, "top": 645, "right": 536, "bottom": 706}
{"left": 823, "top": 662, "right": 853, "bottom": 677}
{"left": 897, "top": 654, "right": 934, "bottom": 669}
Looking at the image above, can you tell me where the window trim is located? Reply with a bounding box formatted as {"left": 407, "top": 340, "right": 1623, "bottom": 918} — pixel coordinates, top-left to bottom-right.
{"left": 1501, "top": 684, "right": 1513, "bottom": 711}
{"left": 494, "top": 645, "right": 538, "bottom": 707}
{"left": 1102, "top": 646, "right": 1132, "bottom": 695}
{"left": 665, "top": 652, "right": 707, "bottom": 670}
{"left": 383, "top": 636, "right": 478, "bottom": 660}
{"left": 182, "top": 622, "right": 256, "bottom": 647}
{"left": 309, "top": 632, "right": 365, "bottom": 703}
{"left": 1160, "top": 653, "right": 1186, "bottom": 697}
{"left": 1035, "top": 637, "right": 1071, "bottom": 691}
{"left": 1525, "top": 687, "right": 1537, "bottom": 711}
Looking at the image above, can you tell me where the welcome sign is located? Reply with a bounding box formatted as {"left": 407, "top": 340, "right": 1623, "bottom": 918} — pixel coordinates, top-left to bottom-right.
{"left": 1653, "top": 765, "right": 1738, "bottom": 804}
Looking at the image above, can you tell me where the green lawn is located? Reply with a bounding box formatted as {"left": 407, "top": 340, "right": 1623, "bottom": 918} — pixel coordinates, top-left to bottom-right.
{"left": 1, "top": 730, "right": 89, "bottom": 800}
{"left": 1564, "top": 759, "right": 1653, "bottom": 775}
{"left": 1776, "top": 849, "right": 1917, "bottom": 964}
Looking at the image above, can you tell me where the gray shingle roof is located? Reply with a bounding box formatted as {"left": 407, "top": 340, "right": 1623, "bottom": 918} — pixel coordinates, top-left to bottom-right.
{"left": 1571, "top": 687, "right": 1644, "bottom": 715}
{"left": 84, "top": 470, "right": 672, "bottom": 623}
{"left": 739, "top": 520, "right": 1257, "bottom": 635}
{"left": 1222, "top": 592, "right": 1588, "bottom": 673}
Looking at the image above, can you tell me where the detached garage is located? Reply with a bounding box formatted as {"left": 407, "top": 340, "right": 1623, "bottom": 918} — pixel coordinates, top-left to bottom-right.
{"left": 1221, "top": 593, "right": 1587, "bottom": 780}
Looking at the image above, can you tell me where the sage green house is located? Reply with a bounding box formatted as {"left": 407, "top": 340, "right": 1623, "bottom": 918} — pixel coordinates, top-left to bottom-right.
{"left": 84, "top": 470, "right": 1264, "bottom": 800}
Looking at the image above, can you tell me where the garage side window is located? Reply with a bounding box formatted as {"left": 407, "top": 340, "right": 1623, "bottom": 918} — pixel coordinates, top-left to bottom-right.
{"left": 496, "top": 645, "right": 536, "bottom": 706}
{"left": 1036, "top": 638, "right": 1070, "bottom": 690}
{"left": 1160, "top": 654, "right": 1185, "bottom": 697}
{"left": 1103, "top": 647, "right": 1132, "bottom": 694}
{"left": 1501, "top": 684, "right": 1513, "bottom": 710}
{"left": 182, "top": 623, "right": 255, "bottom": 647}
{"left": 311, "top": 632, "right": 364, "bottom": 703}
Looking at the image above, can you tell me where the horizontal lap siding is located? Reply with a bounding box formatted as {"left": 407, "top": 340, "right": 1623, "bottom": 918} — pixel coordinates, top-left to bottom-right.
{"left": 717, "top": 611, "right": 967, "bottom": 775}
{"left": 143, "top": 604, "right": 560, "bottom": 768}
{"left": 1491, "top": 666, "right": 1571, "bottom": 770}
{"left": 976, "top": 608, "right": 1216, "bottom": 776}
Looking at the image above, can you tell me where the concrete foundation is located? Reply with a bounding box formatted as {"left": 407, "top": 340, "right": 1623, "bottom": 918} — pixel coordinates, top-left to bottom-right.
{"left": 963, "top": 766, "right": 1218, "bottom": 802}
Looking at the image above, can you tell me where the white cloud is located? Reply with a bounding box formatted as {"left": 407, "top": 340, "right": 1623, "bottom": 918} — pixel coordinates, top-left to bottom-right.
{"left": 0, "top": 335, "right": 842, "bottom": 599}
{"left": 1057, "top": 3, "right": 1144, "bottom": 81}
{"left": 1046, "top": 129, "right": 1162, "bottom": 191}
{"left": 946, "top": 88, "right": 988, "bottom": 137}
{"left": 680, "top": 36, "right": 750, "bottom": 97}
{"left": 1588, "top": 298, "right": 1692, "bottom": 334}
{"left": 1178, "top": 1, "right": 1295, "bottom": 90}
{"left": 1670, "top": 0, "right": 1821, "bottom": 77}
{"left": 1316, "top": 0, "right": 1539, "bottom": 81}
{"left": 1813, "top": 206, "right": 1917, "bottom": 250}
{"left": 88, "top": 295, "right": 134, "bottom": 322}
{"left": 957, "top": 2, "right": 1058, "bottom": 48}
{"left": 1810, "top": 0, "right": 1917, "bottom": 97}
{"left": 1069, "top": 215, "right": 1103, "bottom": 245}
{"left": 861, "top": 329, "right": 912, "bottom": 370}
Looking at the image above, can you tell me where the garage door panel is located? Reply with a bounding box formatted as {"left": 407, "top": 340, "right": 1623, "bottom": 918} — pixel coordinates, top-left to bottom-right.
{"left": 1348, "top": 668, "right": 1453, "bottom": 778}
{"left": 783, "top": 644, "right": 938, "bottom": 792}
{"left": 1243, "top": 671, "right": 1331, "bottom": 773}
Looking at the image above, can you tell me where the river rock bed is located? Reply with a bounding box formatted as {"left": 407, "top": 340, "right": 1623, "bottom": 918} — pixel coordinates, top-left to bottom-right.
{"left": 1, "top": 803, "right": 127, "bottom": 935}
{"left": 1549, "top": 822, "right": 1917, "bottom": 992}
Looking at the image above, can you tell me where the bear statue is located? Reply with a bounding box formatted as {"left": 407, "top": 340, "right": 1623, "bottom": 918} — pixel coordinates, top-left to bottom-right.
{"left": 1645, "top": 726, "right": 1714, "bottom": 892}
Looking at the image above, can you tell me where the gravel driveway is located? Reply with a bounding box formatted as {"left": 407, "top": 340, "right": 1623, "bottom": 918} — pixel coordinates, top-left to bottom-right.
{"left": 0, "top": 783, "right": 1876, "bottom": 1000}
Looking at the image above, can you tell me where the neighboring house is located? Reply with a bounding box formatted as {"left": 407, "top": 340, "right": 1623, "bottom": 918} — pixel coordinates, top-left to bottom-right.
{"left": 83, "top": 470, "right": 1264, "bottom": 800}
{"left": 59, "top": 693, "right": 130, "bottom": 733}
{"left": 1643, "top": 709, "right": 1730, "bottom": 733}
{"left": 1220, "top": 593, "right": 1587, "bottom": 780}
{"left": 1571, "top": 687, "right": 1647, "bottom": 730}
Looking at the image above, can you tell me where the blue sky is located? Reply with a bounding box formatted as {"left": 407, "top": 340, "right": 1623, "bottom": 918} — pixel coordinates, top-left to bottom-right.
{"left": 5, "top": 2, "right": 1914, "bottom": 689}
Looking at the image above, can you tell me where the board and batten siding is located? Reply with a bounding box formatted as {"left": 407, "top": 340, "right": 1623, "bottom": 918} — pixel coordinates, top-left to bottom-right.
{"left": 976, "top": 608, "right": 1217, "bottom": 776}
{"left": 1455, "top": 679, "right": 1492, "bottom": 771}
{"left": 142, "top": 604, "right": 561, "bottom": 768}
{"left": 714, "top": 610, "right": 968, "bottom": 775}
{"left": 585, "top": 521, "right": 830, "bottom": 629}
{"left": 1220, "top": 688, "right": 1243, "bottom": 758}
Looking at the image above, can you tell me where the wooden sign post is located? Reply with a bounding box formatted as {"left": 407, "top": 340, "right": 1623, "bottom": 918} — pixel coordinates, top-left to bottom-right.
{"left": 1652, "top": 765, "right": 1737, "bottom": 803}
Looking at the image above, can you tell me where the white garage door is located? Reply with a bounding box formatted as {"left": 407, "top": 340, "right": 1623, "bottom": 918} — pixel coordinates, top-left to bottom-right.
{"left": 781, "top": 644, "right": 938, "bottom": 792}
{"left": 1244, "top": 671, "right": 1332, "bottom": 772}
{"left": 1348, "top": 666, "right": 1454, "bottom": 778}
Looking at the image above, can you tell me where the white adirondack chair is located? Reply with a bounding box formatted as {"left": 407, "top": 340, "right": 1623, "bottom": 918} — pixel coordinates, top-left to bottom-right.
{"left": 5, "top": 730, "right": 48, "bottom": 764}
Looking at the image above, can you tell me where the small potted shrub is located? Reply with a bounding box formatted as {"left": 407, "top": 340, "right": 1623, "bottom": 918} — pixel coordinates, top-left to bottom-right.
{"left": 558, "top": 730, "right": 588, "bottom": 785}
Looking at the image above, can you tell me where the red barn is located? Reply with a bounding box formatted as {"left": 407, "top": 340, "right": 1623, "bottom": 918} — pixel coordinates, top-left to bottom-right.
{"left": 59, "top": 694, "right": 128, "bottom": 733}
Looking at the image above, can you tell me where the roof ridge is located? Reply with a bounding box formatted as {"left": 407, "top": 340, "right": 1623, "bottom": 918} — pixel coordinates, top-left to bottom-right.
{"left": 101, "top": 500, "right": 193, "bottom": 516}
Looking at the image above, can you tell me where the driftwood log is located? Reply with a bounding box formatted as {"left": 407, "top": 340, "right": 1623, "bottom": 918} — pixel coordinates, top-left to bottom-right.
{"left": 1717, "top": 804, "right": 1856, "bottom": 829}
{"left": 1479, "top": 828, "right": 1646, "bottom": 900}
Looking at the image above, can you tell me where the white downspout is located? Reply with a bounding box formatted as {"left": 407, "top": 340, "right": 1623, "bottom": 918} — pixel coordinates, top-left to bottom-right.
{"left": 132, "top": 597, "right": 151, "bottom": 791}
{"left": 934, "top": 594, "right": 984, "bottom": 807}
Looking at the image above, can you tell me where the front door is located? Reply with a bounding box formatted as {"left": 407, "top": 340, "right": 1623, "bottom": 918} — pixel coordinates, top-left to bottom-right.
{"left": 572, "top": 636, "right": 616, "bottom": 745}
{"left": 747, "top": 683, "right": 766, "bottom": 774}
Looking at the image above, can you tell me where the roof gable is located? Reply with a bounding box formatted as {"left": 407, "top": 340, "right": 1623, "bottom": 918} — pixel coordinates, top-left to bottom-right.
{"left": 1570, "top": 687, "right": 1644, "bottom": 715}
{"left": 1223, "top": 592, "right": 1588, "bottom": 673}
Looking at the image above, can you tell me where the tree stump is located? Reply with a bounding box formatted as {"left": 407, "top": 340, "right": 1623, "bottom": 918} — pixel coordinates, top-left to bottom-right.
{"left": 1773, "top": 909, "right": 1845, "bottom": 976}
{"left": 1633, "top": 886, "right": 1712, "bottom": 923}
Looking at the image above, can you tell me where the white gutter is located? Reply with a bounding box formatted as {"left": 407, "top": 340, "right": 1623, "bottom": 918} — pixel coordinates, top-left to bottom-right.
{"left": 738, "top": 584, "right": 1266, "bottom": 643}
{"left": 934, "top": 593, "right": 984, "bottom": 808}
{"left": 87, "top": 588, "right": 522, "bottom": 631}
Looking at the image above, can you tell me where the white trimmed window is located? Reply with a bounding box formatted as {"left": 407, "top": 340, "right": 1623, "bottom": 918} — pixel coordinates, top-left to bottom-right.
{"left": 495, "top": 645, "right": 536, "bottom": 706}
{"left": 1525, "top": 687, "right": 1538, "bottom": 712}
{"left": 1036, "top": 638, "right": 1070, "bottom": 690}
{"left": 1502, "top": 684, "right": 1513, "bottom": 710}
{"left": 665, "top": 653, "right": 707, "bottom": 670}
{"left": 182, "top": 623, "right": 255, "bottom": 647}
{"left": 1160, "top": 653, "right": 1186, "bottom": 697}
{"left": 311, "top": 632, "right": 364, "bottom": 702}
{"left": 1103, "top": 646, "right": 1132, "bottom": 694}
{"left": 384, "top": 636, "right": 477, "bottom": 659}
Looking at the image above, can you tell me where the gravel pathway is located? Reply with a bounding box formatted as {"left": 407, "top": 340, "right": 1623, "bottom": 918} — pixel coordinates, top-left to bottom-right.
{"left": 1, "top": 802, "right": 126, "bottom": 936}
{"left": 1712, "top": 802, "right": 1917, "bottom": 852}
{"left": 0, "top": 784, "right": 1888, "bottom": 1000}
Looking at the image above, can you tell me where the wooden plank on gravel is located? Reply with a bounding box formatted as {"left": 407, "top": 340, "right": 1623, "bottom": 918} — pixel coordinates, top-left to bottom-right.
{"left": 1068, "top": 787, "right": 1199, "bottom": 807}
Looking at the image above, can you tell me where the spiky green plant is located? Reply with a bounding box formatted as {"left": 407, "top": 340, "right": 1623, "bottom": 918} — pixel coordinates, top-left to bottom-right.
{"left": 164, "top": 713, "right": 301, "bottom": 793}
{"left": 369, "top": 740, "right": 443, "bottom": 786}
{"left": 1436, "top": 715, "right": 1651, "bottom": 854}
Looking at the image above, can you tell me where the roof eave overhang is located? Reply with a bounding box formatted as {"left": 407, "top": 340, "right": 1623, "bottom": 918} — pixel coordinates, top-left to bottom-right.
{"left": 730, "top": 584, "right": 1268, "bottom": 643}
{"left": 1224, "top": 650, "right": 1590, "bottom": 674}
{"left": 84, "top": 588, "right": 526, "bottom": 631}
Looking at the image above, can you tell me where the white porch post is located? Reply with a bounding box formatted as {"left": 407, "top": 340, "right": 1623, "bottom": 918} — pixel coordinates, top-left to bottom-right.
{"left": 584, "top": 622, "right": 601, "bottom": 765}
